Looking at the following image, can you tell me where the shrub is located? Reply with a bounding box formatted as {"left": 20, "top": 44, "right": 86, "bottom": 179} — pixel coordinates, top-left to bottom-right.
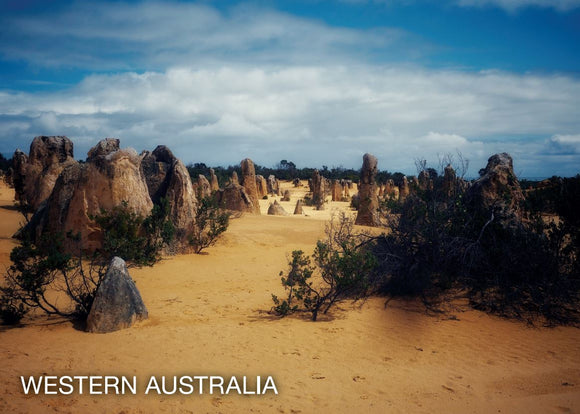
{"left": 93, "top": 199, "right": 174, "bottom": 266}
{"left": 1, "top": 200, "right": 174, "bottom": 324}
{"left": 0, "top": 233, "right": 97, "bottom": 322}
{"left": 272, "top": 214, "right": 378, "bottom": 321}
{"left": 189, "top": 196, "right": 230, "bottom": 254}
{"left": 0, "top": 292, "right": 27, "bottom": 325}
{"left": 350, "top": 194, "right": 360, "bottom": 210}
{"left": 374, "top": 166, "right": 579, "bottom": 325}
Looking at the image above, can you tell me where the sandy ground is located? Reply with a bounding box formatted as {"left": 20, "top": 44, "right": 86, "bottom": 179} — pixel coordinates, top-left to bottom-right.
{"left": 1, "top": 181, "right": 579, "bottom": 414}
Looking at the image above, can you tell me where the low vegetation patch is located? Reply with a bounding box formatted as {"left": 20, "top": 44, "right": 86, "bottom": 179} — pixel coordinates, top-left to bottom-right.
{"left": 272, "top": 214, "right": 378, "bottom": 321}
{"left": 189, "top": 195, "right": 230, "bottom": 254}
{"left": 273, "top": 162, "right": 580, "bottom": 325}
{"left": 0, "top": 200, "right": 175, "bottom": 325}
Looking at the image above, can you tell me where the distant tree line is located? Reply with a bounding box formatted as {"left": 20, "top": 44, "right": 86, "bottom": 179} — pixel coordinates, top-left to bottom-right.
{"left": 186, "top": 159, "right": 407, "bottom": 186}
{"left": 0, "top": 154, "right": 11, "bottom": 173}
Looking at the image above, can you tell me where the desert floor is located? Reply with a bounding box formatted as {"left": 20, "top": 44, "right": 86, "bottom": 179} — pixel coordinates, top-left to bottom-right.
{"left": 1, "top": 181, "right": 579, "bottom": 414}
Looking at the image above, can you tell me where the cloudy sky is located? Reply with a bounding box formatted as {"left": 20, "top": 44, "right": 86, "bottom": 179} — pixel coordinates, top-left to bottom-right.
{"left": 1, "top": 0, "right": 579, "bottom": 177}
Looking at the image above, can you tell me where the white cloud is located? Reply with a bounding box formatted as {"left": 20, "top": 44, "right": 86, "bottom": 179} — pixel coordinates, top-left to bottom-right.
{"left": 547, "top": 134, "right": 580, "bottom": 154}
{"left": 0, "top": 2, "right": 418, "bottom": 70}
{"left": 0, "top": 1, "right": 578, "bottom": 177}
{"left": 1, "top": 65, "right": 579, "bottom": 176}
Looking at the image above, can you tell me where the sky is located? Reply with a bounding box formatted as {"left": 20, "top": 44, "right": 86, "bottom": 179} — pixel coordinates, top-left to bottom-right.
{"left": 0, "top": 0, "right": 579, "bottom": 177}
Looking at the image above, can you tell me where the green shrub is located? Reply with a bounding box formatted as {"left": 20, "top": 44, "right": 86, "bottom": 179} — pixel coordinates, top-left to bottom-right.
{"left": 1, "top": 199, "right": 175, "bottom": 323}
{"left": 272, "top": 214, "right": 378, "bottom": 321}
{"left": 0, "top": 292, "right": 27, "bottom": 325}
{"left": 189, "top": 196, "right": 230, "bottom": 254}
{"left": 374, "top": 167, "right": 579, "bottom": 325}
{"left": 93, "top": 198, "right": 174, "bottom": 266}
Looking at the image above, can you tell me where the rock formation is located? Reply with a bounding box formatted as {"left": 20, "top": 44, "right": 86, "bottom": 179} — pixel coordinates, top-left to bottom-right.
{"left": 209, "top": 168, "right": 220, "bottom": 192}
{"left": 11, "top": 149, "right": 28, "bottom": 201}
{"left": 230, "top": 171, "right": 239, "bottom": 186}
{"left": 240, "top": 158, "right": 261, "bottom": 214}
{"left": 342, "top": 181, "right": 350, "bottom": 200}
{"left": 331, "top": 179, "right": 342, "bottom": 201}
{"left": 256, "top": 175, "right": 268, "bottom": 198}
{"left": 282, "top": 189, "right": 291, "bottom": 202}
{"left": 12, "top": 136, "right": 76, "bottom": 211}
{"left": 18, "top": 138, "right": 200, "bottom": 253}
{"left": 418, "top": 170, "right": 430, "bottom": 191}
{"left": 28, "top": 139, "right": 154, "bottom": 252}
{"left": 197, "top": 174, "right": 211, "bottom": 199}
{"left": 399, "top": 177, "right": 410, "bottom": 201}
{"left": 466, "top": 153, "right": 525, "bottom": 222}
{"left": 293, "top": 199, "right": 304, "bottom": 215}
{"left": 216, "top": 184, "right": 255, "bottom": 213}
{"left": 141, "top": 145, "right": 197, "bottom": 241}
{"left": 311, "top": 170, "right": 325, "bottom": 210}
{"left": 267, "top": 175, "right": 279, "bottom": 195}
{"left": 86, "top": 257, "right": 148, "bottom": 333}
{"left": 355, "top": 153, "right": 381, "bottom": 227}
{"left": 267, "top": 200, "right": 289, "bottom": 216}
{"left": 87, "top": 138, "right": 119, "bottom": 160}
{"left": 384, "top": 179, "right": 399, "bottom": 200}
{"left": 442, "top": 164, "right": 457, "bottom": 197}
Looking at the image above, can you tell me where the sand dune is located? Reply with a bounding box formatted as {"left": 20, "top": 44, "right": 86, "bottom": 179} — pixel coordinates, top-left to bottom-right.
{"left": 1, "top": 182, "right": 579, "bottom": 414}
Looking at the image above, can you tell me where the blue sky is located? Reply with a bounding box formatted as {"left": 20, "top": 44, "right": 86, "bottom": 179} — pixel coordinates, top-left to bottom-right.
{"left": 1, "top": 0, "right": 579, "bottom": 176}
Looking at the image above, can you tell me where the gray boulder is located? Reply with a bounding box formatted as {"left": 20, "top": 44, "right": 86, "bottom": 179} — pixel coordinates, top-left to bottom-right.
{"left": 86, "top": 257, "right": 148, "bottom": 333}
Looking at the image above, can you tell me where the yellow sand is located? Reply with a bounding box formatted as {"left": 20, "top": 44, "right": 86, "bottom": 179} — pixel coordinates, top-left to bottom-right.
{"left": 1, "top": 182, "right": 579, "bottom": 414}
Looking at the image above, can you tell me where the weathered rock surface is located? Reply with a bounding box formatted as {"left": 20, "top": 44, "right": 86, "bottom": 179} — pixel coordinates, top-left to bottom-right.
{"left": 197, "top": 174, "right": 211, "bottom": 199}
{"left": 240, "top": 159, "right": 261, "bottom": 214}
{"left": 209, "top": 168, "right": 220, "bottom": 192}
{"left": 355, "top": 153, "right": 381, "bottom": 227}
{"left": 12, "top": 136, "right": 76, "bottom": 211}
{"left": 467, "top": 153, "right": 525, "bottom": 221}
{"left": 399, "top": 176, "right": 410, "bottom": 201}
{"left": 141, "top": 146, "right": 172, "bottom": 203}
{"left": 230, "top": 171, "right": 239, "bottom": 186}
{"left": 11, "top": 149, "right": 28, "bottom": 202}
{"left": 256, "top": 175, "right": 268, "bottom": 198}
{"left": 331, "top": 180, "right": 342, "bottom": 201}
{"left": 26, "top": 140, "right": 153, "bottom": 252}
{"left": 418, "top": 170, "right": 430, "bottom": 191}
{"left": 87, "top": 138, "right": 119, "bottom": 161}
{"left": 141, "top": 145, "right": 197, "bottom": 241}
{"left": 19, "top": 139, "right": 199, "bottom": 253}
{"left": 282, "top": 189, "right": 291, "bottom": 202}
{"left": 216, "top": 183, "right": 255, "bottom": 213}
{"left": 384, "top": 179, "right": 399, "bottom": 200}
{"left": 86, "top": 257, "right": 148, "bottom": 333}
{"left": 267, "top": 200, "right": 289, "bottom": 216}
{"left": 293, "top": 199, "right": 304, "bottom": 215}
{"left": 442, "top": 164, "right": 457, "bottom": 197}
{"left": 267, "top": 175, "right": 279, "bottom": 195}
{"left": 342, "top": 181, "right": 350, "bottom": 200}
{"left": 311, "top": 170, "right": 325, "bottom": 210}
